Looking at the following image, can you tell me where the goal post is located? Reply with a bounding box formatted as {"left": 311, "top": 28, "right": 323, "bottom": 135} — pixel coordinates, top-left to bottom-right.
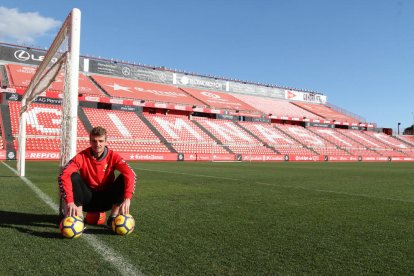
{"left": 17, "top": 8, "right": 81, "bottom": 176}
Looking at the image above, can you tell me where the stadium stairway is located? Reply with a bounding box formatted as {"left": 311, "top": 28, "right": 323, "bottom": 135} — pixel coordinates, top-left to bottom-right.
{"left": 289, "top": 102, "right": 324, "bottom": 120}
{"left": 338, "top": 130, "right": 397, "bottom": 157}
{"left": 0, "top": 65, "right": 9, "bottom": 86}
{"left": 306, "top": 127, "right": 351, "bottom": 155}
{"left": 361, "top": 131, "right": 408, "bottom": 156}
{"left": 191, "top": 119, "right": 234, "bottom": 154}
{"left": 0, "top": 103, "right": 16, "bottom": 153}
{"left": 334, "top": 129, "right": 379, "bottom": 155}
{"left": 273, "top": 124, "right": 319, "bottom": 155}
{"left": 394, "top": 135, "right": 414, "bottom": 147}
{"left": 135, "top": 111, "right": 177, "bottom": 153}
{"left": 178, "top": 88, "right": 210, "bottom": 107}
{"left": 78, "top": 107, "right": 93, "bottom": 133}
{"left": 235, "top": 122, "right": 280, "bottom": 154}
{"left": 87, "top": 75, "right": 112, "bottom": 98}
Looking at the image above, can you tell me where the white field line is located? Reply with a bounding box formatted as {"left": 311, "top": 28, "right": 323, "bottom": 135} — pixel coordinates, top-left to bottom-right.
{"left": 137, "top": 167, "right": 414, "bottom": 204}
{"left": 1, "top": 161, "right": 144, "bottom": 276}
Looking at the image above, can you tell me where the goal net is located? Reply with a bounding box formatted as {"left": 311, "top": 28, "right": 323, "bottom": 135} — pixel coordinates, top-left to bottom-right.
{"left": 17, "top": 8, "right": 81, "bottom": 176}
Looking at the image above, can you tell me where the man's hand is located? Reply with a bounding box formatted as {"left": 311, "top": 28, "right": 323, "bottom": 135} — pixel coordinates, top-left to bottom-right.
{"left": 119, "top": 198, "right": 131, "bottom": 215}
{"left": 66, "top": 202, "right": 81, "bottom": 217}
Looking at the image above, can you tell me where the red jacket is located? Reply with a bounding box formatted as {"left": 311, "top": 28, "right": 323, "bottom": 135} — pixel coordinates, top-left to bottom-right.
{"left": 58, "top": 147, "right": 136, "bottom": 204}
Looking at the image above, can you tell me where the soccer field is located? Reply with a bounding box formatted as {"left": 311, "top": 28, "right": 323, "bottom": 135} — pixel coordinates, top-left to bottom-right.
{"left": 1, "top": 161, "right": 414, "bottom": 275}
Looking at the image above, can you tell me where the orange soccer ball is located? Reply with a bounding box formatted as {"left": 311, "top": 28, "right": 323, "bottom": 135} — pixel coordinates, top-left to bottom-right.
{"left": 85, "top": 212, "right": 107, "bottom": 225}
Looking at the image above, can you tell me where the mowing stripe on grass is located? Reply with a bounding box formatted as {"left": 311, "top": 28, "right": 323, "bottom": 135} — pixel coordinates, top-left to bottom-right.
{"left": 1, "top": 161, "right": 144, "bottom": 276}
{"left": 136, "top": 167, "right": 414, "bottom": 204}
{"left": 137, "top": 168, "right": 241, "bottom": 181}
{"left": 255, "top": 181, "right": 414, "bottom": 204}
{"left": 1, "top": 162, "right": 60, "bottom": 212}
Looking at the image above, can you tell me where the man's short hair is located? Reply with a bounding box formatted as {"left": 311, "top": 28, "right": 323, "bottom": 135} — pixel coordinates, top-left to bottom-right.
{"left": 90, "top": 126, "right": 107, "bottom": 140}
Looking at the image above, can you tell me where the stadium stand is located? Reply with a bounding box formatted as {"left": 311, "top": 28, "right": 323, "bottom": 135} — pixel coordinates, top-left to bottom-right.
{"left": 90, "top": 75, "right": 205, "bottom": 107}
{"left": 364, "top": 131, "right": 409, "bottom": 149}
{"left": 309, "top": 127, "right": 381, "bottom": 157}
{"left": 145, "top": 113, "right": 229, "bottom": 154}
{"left": 292, "top": 101, "right": 359, "bottom": 123}
{"left": 238, "top": 121, "right": 314, "bottom": 155}
{"left": 396, "top": 135, "right": 414, "bottom": 146}
{"left": 394, "top": 136, "right": 414, "bottom": 157}
{"left": 233, "top": 94, "right": 323, "bottom": 120}
{"left": 82, "top": 107, "right": 170, "bottom": 153}
{"left": 5, "top": 64, "right": 104, "bottom": 96}
{"left": 8, "top": 101, "right": 172, "bottom": 153}
{"left": 335, "top": 129, "right": 406, "bottom": 157}
{"left": 192, "top": 117, "right": 276, "bottom": 154}
{"left": 274, "top": 124, "right": 350, "bottom": 156}
{"left": 180, "top": 87, "right": 259, "bottom": 114}
{"left": 8, "top": 101, "right": 89, "bottom": 151}
{"left": 83, "top": 107, "right": 157, "bottom": 140}
{"left": 1, "top": 42, "right": 412, "bottom": 162}
{"left": 362, "top": 131, "right": 411, "bottom": 156}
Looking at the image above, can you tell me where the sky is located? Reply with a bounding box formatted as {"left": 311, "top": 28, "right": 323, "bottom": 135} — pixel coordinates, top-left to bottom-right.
{"left": 1, "top": 0, "right": 413, "bottom": 132}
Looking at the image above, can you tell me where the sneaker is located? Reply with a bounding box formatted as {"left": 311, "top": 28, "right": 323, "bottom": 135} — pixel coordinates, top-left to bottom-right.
{"left": 106, "top": 215, "right": 116, "bottom": 229}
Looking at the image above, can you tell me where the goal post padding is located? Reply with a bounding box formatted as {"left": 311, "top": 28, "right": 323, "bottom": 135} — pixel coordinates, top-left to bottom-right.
{"left": 17, "top": 8, "right": 81, "bottom": 177}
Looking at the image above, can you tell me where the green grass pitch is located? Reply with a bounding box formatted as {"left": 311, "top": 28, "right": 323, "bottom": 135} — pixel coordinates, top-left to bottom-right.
{"left": 1, "top": 161, "right": 414, "bottom": 275}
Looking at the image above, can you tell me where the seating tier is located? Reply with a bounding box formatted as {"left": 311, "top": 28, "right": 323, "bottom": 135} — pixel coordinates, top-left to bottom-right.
{"left": 145, "top": 114, "right": 228, "bottom": 154}
{"left": 274, "top": 124, "right": 349, "bottom": 156}
{"left": 193, "top": 117, "right": 275, "bottom": 154}
{"left": 233, "top": 94, "right": 323, "bottom": 120}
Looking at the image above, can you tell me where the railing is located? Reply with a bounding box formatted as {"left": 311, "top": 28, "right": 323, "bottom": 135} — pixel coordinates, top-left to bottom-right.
{"left": 326, "top": 102, "right": 366, "bottom": 123}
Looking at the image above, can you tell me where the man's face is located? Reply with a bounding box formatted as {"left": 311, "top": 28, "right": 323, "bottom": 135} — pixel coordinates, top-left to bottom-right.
{"left": 90, "top": 135, "right": 107, "bottom": 157}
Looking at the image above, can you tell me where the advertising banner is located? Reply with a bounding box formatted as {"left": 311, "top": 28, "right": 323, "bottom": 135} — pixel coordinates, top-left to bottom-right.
{"left": 391, "top": 156, "right": 414, "bottom": 162}
{"left": 22, "top": 151, "right": 180, "bottom": 161}
{"left": 174, "top": 73, "right": 227, "bottom": 91}
{"left": 244, "top": 116, "right": 271, "bottom": 123}
{"left": 25, "top": 151, "right": 60, "bottom": 160}
{"left": 289, "top": 155, "right": 324, "bottom": 162}
{"left": 0, "top": 150, "right": 6, "bottom": 160}
{"left": 229, "top": 81, "right": 285, "bottom": 99}
{"left": 0, "top": 44, "right": 51, "bottom": 66}
{"left": 285, "top": 90, "right": 327, "bottom": 104}
{"left": 0, "top": 44, "right": 85, "bottom": 69}
{"left": 6, "top": 149, "right": 412, "bottom": 162}
{"left": 325, "top": 155, "right": 361, "bottom": 162}
{"left": 306, "top": 122, "right": 333, "bottom": 128}
{"left": 87, "top": 59, "right": 174, "bottom": 84}
{"left": 242, "top": 154, "right": 286, "bottom": 162}
{"left": 120, "top": 152, "right": 178, "bottom": 161}
{"left": 185, "top": 153, "right": 236, "bottom": 161}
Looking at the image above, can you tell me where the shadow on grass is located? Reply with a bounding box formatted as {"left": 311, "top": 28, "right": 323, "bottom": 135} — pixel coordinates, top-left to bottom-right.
{"left": 0, "top": 210, "right": 114, "bottom": 238}
{"left": 0, "top": 210, "right": 62, "bottom": 238}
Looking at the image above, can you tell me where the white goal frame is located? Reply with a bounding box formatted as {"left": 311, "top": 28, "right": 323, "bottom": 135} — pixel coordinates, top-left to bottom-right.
{"left": 17, "top": 8, "right": 81, "bottom": 176}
